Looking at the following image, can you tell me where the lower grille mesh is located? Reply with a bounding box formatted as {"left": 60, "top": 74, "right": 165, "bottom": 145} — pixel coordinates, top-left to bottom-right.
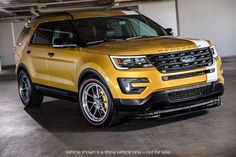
{"left": 167, "top": 83, "right": 214, "bottom": 103}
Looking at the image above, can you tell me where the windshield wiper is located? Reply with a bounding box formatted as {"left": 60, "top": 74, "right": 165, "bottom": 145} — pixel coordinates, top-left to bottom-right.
{"left": 126, "top": 35, "right": 156, "bottom": 40}
{"left": 87, "top": 38, "right": 124, "bottom": 46}
{"left": 87, "top": 40, "right": 105, "bottom": 45}
{"left": 86, "top": 36, "right": 156, "bottom": 46}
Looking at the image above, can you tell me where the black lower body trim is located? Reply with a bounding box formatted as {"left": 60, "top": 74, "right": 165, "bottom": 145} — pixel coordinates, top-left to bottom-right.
{"left": 35, "top": 84, "right": 78, "bottom": 102}
{"left": 119, "top": 97, "right": 222, "bottom": 119}
{"left": 114, "top": 81, "right": 224, "bottom": 111}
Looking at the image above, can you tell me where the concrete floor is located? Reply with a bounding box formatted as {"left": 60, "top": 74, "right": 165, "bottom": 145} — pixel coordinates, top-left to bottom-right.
{"left": 0, "top": 60, "right": 236, "bottom": 157}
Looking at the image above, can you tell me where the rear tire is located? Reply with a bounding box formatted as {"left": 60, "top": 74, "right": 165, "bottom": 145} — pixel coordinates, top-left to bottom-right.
{"left": 79, "top": 77, "right": 118, "bottom": 127}
{"left": 17, "top": 70, "right": 43, "bottom": 107}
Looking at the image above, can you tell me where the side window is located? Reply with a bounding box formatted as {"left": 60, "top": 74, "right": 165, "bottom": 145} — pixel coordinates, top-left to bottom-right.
{"left": 130, "top": 18, "right": 157, "bottom": 36}
{"left": 107, "top": 18, "right": 136, "bottom": 39}
{"left": 31, "top": 22, "right": 54, "bottom": 45}
{"left": 53, "top": 21, "right": 77, "bottom": 46}
{"left": 17, "top": 26, "right": 31, "bottom": 45}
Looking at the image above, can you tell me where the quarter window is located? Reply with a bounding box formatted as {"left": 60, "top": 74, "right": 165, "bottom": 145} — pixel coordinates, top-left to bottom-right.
{"left": 17, "top": 26, "right": 31, "bottom": 45}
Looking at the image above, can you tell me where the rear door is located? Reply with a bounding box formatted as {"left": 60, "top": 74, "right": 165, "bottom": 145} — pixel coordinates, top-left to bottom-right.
{"left": 27, "top": 22, "right": 55, "bottom": 86}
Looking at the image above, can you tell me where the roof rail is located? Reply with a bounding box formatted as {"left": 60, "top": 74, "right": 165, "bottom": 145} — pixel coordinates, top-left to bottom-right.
{"left": 32, "top": 12, "right": 74, "bottom": 20}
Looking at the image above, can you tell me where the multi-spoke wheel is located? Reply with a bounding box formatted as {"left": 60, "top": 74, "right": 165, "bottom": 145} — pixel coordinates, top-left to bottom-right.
{"left": 17, "top": 70, "right": 43, "bottom": 107}
{"left": 19, "top": 73, "right": 32, "bottom": 104}
{"left": 82, "top": 83, "right": 108, "bottom": 122}
{"left": 79, "top": 77, "right": 118, "bottom": 127}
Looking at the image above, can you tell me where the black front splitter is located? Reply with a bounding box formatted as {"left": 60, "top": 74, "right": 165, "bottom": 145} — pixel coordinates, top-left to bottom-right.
{"left": 119, "top": 97, "right": 222, "bottom": 120}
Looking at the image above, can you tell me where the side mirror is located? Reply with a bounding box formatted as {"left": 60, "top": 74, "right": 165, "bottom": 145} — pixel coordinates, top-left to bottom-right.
{"left": 165, "top": 28, "right": 174, "bottom": 36}
{"left": 53, "top": 38, "right": 77, "bottom": 48}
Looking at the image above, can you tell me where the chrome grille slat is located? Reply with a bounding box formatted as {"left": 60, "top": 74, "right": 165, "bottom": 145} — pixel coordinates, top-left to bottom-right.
{"left": 148, "top": 47, "right": 213, "bottom": 73}
{"left": 192, "top": 51, "right": 211, "bottom": 57}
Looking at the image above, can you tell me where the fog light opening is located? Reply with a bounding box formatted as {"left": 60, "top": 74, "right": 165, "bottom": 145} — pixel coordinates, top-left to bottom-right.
{"left": 118, "top": 78, "right": 149, "bottom": 94}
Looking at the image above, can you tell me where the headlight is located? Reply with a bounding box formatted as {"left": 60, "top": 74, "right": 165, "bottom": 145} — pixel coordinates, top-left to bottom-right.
{"left": 210, "top": 46, "right": 218, "bottom": 57}
{"left": 110, "top": 56, "right": 153, "bottom": 70}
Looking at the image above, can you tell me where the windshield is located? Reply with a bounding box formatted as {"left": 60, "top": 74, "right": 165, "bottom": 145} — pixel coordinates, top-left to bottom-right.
{"left": 73, "top": 15, "right": 168, "bottom": 45}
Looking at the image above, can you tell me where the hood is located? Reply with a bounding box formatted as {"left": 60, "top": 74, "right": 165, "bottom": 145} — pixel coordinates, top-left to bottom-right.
{"left": 86, "top": 36, "right": 211, "bottom": 55}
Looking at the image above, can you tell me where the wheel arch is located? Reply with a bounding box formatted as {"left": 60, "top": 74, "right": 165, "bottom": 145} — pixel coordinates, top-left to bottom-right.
{"left": 78, "top": 68, "right": 114, "bottom": 98}
{"left": 16, "top": 63, "right": 31, "bottom": 79}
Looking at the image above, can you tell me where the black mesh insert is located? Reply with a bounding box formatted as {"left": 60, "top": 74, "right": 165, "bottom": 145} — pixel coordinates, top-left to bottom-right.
{"left": 166, "top": 83, "right": 214, "bottom": 103}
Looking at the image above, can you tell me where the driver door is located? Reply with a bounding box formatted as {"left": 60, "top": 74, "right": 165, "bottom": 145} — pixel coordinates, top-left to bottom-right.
{"left": 47, "top": 20, "right": 79, "bottom": 92}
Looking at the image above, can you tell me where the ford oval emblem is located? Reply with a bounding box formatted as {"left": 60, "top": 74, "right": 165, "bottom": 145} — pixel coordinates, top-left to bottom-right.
{"left": 180, "top": 55, "right": 195, "bottom": 63}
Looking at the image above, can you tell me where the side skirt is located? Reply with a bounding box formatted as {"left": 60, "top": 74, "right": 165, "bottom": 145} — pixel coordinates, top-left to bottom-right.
{"left": 34, "top": 84, "right": 78, "bottom": 102}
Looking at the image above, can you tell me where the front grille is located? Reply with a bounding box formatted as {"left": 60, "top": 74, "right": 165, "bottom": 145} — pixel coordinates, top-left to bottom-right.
{"left": 147, "top": 47, "right": 213, "bottom": 73}
{"left": 166, "top": 83, "right": 214, "bottom": 103}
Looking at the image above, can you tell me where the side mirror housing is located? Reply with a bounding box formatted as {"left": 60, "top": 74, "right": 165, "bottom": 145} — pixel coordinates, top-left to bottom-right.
{"left": 165, "top": 28, "right": 174, "bottom": 36}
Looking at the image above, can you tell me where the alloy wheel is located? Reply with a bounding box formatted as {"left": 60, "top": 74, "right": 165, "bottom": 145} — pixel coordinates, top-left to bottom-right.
{"left": 82, "top": 82, "right": 108, "bottom": 122}
{"left": 18, "top": 74, "right": 31, "bottom": 104}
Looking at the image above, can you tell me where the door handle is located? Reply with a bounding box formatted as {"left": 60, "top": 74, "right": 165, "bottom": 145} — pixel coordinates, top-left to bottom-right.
{"left": 48, "top": 52, "right": 55, "bottom": 57}
{"left": 25, "top": 49, "right": 31, "bottom": 55}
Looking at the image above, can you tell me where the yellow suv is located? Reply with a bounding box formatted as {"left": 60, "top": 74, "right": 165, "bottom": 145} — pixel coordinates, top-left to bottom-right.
{"left": 15, "top": 11, "right": 224, "bottom": 127}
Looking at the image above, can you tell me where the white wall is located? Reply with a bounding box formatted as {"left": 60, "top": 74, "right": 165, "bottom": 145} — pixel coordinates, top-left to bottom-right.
{"left": 177, "top": 0, "right": 236, "bottom": 57}
{"left": 0, "top": 22, "right": 15, "bottom": 66}
{"left": 0, "top": 21, "right": 25, "bottom": 66}
{"left": 0, "top": 0, "right": 235, "bottom": 66}
{"left": 13, "top": 22, "right": 26, "bottom": 46}
{"left": 138, "top": 0, "right": 178, "bottom": 36}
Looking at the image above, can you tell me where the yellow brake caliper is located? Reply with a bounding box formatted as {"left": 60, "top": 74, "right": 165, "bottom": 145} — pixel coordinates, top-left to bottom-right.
{"left": 100, "top": 89, "right": 108, "bottom": 110}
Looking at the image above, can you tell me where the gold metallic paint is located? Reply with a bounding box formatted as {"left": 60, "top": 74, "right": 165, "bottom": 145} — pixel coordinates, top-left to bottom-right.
{"left": 16, "top": 11, "right": 224, "bottom": 101}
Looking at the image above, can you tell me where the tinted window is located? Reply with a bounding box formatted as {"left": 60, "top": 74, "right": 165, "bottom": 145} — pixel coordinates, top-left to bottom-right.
{"left": 53, "top": 21, "right": 77, "bottom": 45}
{"left": 17, "top": 26, "right": 31, "bottom": 45}
{"left": 31, "top": 22, "right": 54, "bottom": 45}
{"left": 74, "top": 15, "right": 167, "bottom": 44}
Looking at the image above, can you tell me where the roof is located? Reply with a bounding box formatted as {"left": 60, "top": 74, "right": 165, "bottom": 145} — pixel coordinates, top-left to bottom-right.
{"left": 30, "top": 10, "right": 139, "bottom": 24}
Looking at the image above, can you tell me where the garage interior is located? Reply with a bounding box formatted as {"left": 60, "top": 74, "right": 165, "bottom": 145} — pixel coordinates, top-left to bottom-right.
{"left": 0, "top": 0, "right": 236, "bottom": 157}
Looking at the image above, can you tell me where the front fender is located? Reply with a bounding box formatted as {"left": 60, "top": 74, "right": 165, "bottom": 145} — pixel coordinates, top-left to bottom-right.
{"left": 76, "top": 54, "right": 119, "bottom": 98}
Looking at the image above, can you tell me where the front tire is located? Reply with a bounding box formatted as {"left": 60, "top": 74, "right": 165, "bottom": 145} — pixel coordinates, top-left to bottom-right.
{"left": 79, "top": 77, "right": 118, "bottom": 127}
{"left": 17, "top": 70, "right": 43, "bottom": 107}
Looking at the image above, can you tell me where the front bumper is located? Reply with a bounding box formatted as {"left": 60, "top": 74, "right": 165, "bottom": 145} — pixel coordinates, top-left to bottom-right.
{"left": 119, "top": 97, "right": 222, "bottom": 119}
{"left": 114, "top": 81, "right": 224, "bottom": 111}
